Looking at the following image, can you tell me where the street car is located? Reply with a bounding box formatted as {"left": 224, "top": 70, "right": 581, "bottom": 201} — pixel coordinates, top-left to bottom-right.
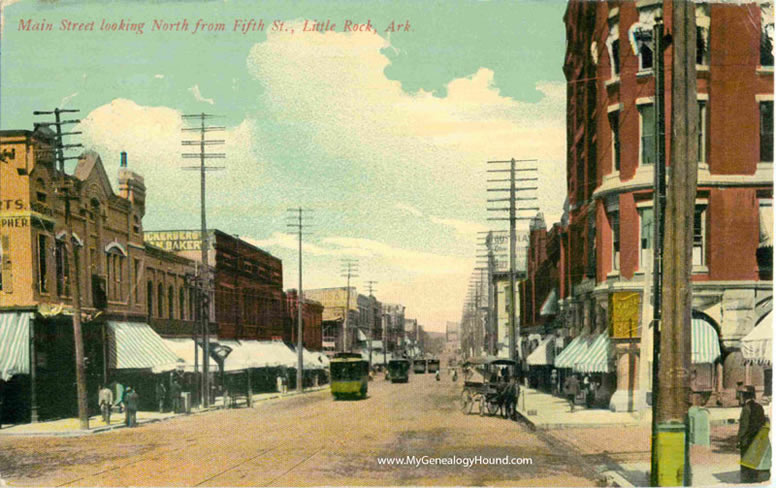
{"left": 413, "top": 359, "right": 427, "bottom": 374}
{"left": 330, "top": 353, "right": 369, "bottom": 399}
{"left": 387, "top": 358, "right": 410, "bottom": 383}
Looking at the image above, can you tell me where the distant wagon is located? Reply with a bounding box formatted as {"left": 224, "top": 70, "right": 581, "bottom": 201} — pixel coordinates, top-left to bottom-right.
{"left": 413, "top": 359, "right": 427, "bottom": 374}
{"left": 387, "top": 359, "right": 410, "bottom": 383}
{"left": 330, "top": 353, "right": 369, "bottom": 400}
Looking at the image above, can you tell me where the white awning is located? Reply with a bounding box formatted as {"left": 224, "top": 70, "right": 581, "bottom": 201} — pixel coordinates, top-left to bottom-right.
{"left": 0, "top": 312, "right": 32, "bottom": 381}
{"left": 526, "top": 336, "right": 555, "bottom": 366}
{"left": 573, "top": 334, "right": 612, "bottom": 373}
{"left": 742, "top": 311, "right": 773, "bottom": 366}
{"left": 107, "top": 322, "right": 181, "bottom": 373}
{"left": 161, "top": 337, "right": 218, "bottom": 373}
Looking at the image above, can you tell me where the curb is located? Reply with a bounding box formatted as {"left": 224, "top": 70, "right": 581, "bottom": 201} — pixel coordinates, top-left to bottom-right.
{"left": 0, "top": 386, "right": 330, "bottom": 437}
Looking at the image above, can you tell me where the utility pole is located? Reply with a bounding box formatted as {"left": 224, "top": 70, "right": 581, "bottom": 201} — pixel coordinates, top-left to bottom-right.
{"left": 650, "top": 12, "right": 667, "bottom": 487}
{"left": 365, "top": 280, "right": 378, "bottom": 366}
{"left": 340, "top": 258, "right": 359, "bottom": 352}
{"left": 287, "top": 208, "right": 311, "bottom": 393}
{"left": 487, "top": 158, "right": 538, "bottom": 375}
{"left": 33, "top": 108, "right": 87, "bottom": 429}
{"left": 652, "top": 3, "right": 698, "bottom": 486}
{"left": 182, "top": 113, "right": 225, "bottom": 408}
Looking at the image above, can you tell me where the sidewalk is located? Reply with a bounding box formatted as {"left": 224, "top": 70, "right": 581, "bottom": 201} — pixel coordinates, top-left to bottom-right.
{"left": 516, "top": 387, "right": 741, "bottom": 430}
{"left": 0, "top": 385, "right": 329, "bottom": 437}
{"left": 514, "top": 388, "right": 766, "bottom": 487}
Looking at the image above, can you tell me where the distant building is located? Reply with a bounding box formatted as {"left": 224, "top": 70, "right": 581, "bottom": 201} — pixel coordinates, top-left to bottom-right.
{"left": 285, "top": 289, "right": 324, "bottom": 351}
{"left": 305, "top": 287, "right": 360, "bottom": 352}
{"left": 144, "top": 229, "right": 285, "bottom": 341}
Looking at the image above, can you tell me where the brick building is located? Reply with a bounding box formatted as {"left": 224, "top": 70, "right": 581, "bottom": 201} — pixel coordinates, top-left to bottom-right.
{"left": 0, "top": 130, "right": 200, "bottom": 422}
{"left": 548, "top": 0, "right": 774, "bottom": 411}
{"left": 144, "top": 230, "right": 285, "bottom": 341}
{"left": 285, "top": 289, "right": 324, "bottom": 351}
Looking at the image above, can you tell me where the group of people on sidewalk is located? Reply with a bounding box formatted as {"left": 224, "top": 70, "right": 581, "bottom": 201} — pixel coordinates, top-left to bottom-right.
{"left": 559, "top": 373, "right": 598, "bottom": 412}
{"left": 98, "top": 384, "right": 139, "bottom": 427}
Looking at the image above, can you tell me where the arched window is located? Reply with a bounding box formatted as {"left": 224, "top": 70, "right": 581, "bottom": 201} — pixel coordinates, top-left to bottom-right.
{"left": 157, "top": 282, "right": 164, "bottom": 318}
{"left": 168, "top": 285, "right": 174, "bottom": 319}
{"left": 147, "top": 281, "right": 154, "bottom": 321}
{"left": 179, "top": 287, "right": 186, "bottom": 320}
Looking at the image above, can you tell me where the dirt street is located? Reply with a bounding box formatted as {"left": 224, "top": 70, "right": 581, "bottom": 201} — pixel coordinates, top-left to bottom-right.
{"left": 0, "top": 374, "right": 600, "bottom": 486}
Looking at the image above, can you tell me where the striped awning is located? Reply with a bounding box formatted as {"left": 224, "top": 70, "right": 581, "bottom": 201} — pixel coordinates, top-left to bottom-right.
{"left": 161, "top": 337, "right": 219, "bottom": 373}
{"left": 691, "top": 317, "right": 722, "bottom": 364}
{"left": 555, "top": 336, "right": 591, "bottom": 369}
{"left": 573, "top": 334, "right": 612, "bottom": 373}
{"left": 526, "top": 337, "right": 555, "bottom": 366}
{"left": 742, "top": 311, "right": 773, "bottom": 366}
{"left": 107, "top": 322, "right": 181, "bottom": 373}
{"left": 0, "top": 312, "right": 32, "bottom": 381}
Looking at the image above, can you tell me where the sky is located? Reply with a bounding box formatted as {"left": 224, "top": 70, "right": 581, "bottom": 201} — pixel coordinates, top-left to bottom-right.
{"left": 0, "top": 0, "right": 568, "bottom": 332}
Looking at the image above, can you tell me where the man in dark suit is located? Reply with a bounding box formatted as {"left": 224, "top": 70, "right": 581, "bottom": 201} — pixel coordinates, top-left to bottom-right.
{"left": 737, "top": 386, "right": 768, "bottom": 483}
{"left": 124, "top": 387, "right": 139, "bottom": 428}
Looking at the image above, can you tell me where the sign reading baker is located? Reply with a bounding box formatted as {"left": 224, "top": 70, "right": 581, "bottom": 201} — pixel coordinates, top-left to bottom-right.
{"left": 144, "top": 230, "right": 215, "bottom": 252}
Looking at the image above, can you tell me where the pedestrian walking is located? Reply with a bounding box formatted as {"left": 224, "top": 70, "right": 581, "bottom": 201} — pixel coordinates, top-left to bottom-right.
{"left": 98, "top": 384, "right": 113, "bottom": 424}
{"left": 737, "top": 386, "right": 771, "bottom": 483}
{"left": 155, "top": 380, "right": 167, "bottom": 413}
{"left": 170, "top": 379, "right": 182, "bottom": 413}
{"left": 124, "top": 386, "right": 139, "bottom": 428}
{"left": 563, "top": 374, "right": 580, "bottom": 412}
{"left": 276, "top": 374, "right": 283, "bottom": 394}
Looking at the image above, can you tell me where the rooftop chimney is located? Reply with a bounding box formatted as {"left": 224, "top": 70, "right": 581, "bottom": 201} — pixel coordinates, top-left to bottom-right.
{"left": 120, "top": 151, "right": 127, "bottom": 168}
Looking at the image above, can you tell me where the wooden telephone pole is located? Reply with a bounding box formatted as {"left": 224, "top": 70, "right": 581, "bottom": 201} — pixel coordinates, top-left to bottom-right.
{"left": 651, "top": 3, "right": 698, "bottom": 485}
{"left": 33, "top": 108, "right": 87, "bottom": 429}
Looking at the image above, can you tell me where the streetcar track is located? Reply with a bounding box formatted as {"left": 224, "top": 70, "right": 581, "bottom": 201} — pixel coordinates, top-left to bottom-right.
{"left": 261, "top": 447, "right": 323, "bottom": 487}
{"left": 192, "top": 444, "right": 286, "bottom": 487}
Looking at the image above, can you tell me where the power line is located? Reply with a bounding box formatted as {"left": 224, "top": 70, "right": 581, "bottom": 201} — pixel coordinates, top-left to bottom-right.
{"left": 287, "top": 207, "right": 312, "bottom": 393}
{"left": 181, "top": 112, "right": 225, "bottom": 408}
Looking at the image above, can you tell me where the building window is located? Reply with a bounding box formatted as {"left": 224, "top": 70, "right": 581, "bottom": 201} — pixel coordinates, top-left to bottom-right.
{"left": 157, "top": 282, "right": 164, "bottom": 318}
{"left": 106, "top": 250, "right": 124, "bottom": 301}
{"left": 55, "top": 238, "right": 70, "bottom": 297}
{"left": 609, "top": 111, "right": 620, "bottom": 172}
{"left": 761, "top": 101, "right": 774, "bottom": 162}
{"left": 37, "top": 234, "right": 48, "bottom": 293}
{"left": 147, "top": 281, "right": 154, "bottom": 321}
{"left": 696, "top": 4, "right": 710, "bottom": 66}
{"left": 610, "top": 211, "right": 620, "bottom": 271}
{"left": 639, "top": 104, "right": 656, "bottom": 165}
{"left": 693, "top": 206, "right": 707, "bottom": 268}
{"left": 632, "top": 28, "right": 653, "bottom": 71}
{"left": 761, "top": 13, "right": 774, "bottom": 66}
{"left": 168, "top": 285, "right": 174, "bottom": 319}
{"left": 189, "top": 287, "right": 196, "bottom": 321}
{"left": 132, "top": 215, "right": 140, "bottom": 234}
{"left": 698, "top": 101, "right": 708, "bottom": 164}
{"left": 639, "top": 207, "right": 654, "bottom": 269}
{"left": 36, "top": 178, "right": 47, "bottom": 203}
{"left": 134, "top": 258, "right": 141, "bottom": 304}
{"left": 179, "top": 288, "right": 185, "bottom": 320}
{"left": 606, "top": 19, "right": 620, "bottom": 77}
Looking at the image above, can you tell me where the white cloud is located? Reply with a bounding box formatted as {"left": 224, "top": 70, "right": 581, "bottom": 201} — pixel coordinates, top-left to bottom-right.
{"left": 189, "top": 84, "right": 215, "bottom": 105}
{"left": 394, "top": 202, "right": 423, "bottom": 217}
{"left": 77, "top": 99, "right": 264, "bottom": 216}
{"left": 430, "top": 216, "right": 488, "bottom": 236}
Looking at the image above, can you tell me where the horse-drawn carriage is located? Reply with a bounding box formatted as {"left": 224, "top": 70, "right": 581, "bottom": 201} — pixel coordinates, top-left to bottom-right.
{"left": 459, "top": 357, "right": 518, "bottom": 418}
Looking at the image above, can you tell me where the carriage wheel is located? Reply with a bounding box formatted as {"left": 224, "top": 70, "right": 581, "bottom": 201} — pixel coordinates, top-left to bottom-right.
{"left": 460, "top": 390, "right": 473, "bottom": 414}
{"left": 486, "top": 398, "right": 499, "bottom": 415}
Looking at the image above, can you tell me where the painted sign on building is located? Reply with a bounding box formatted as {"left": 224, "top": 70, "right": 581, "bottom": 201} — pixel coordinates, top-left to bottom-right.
{"left": 609, "top": 292, "right": 641, "bottom": 339}
{"left": 144, "top": 230, "right": 215, "bottom": 252}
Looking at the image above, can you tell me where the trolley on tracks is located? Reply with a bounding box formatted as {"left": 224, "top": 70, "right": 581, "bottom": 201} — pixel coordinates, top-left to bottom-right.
{"left": 330, "top": 353, "right": 369, "bottom": 400}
